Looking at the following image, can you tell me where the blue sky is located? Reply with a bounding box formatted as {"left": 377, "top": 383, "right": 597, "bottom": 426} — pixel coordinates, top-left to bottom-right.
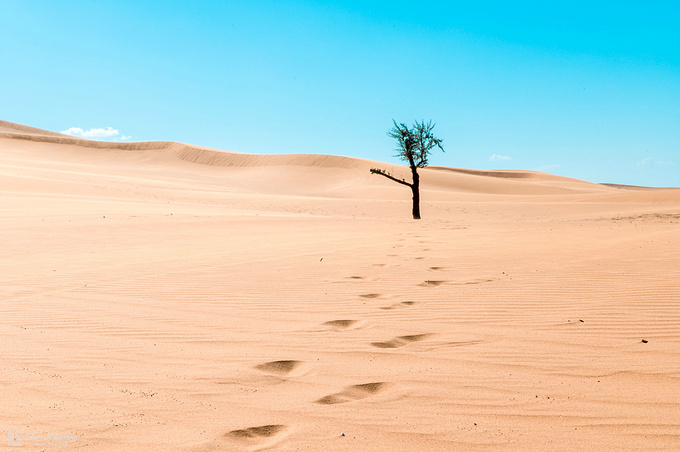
{"left": 2, "top": 1, "right": 678, "bottom": 186}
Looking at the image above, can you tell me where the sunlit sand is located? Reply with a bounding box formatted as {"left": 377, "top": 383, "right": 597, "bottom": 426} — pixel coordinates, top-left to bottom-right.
{"left": 2, "top": 120, "right": 679, "bottom": 450}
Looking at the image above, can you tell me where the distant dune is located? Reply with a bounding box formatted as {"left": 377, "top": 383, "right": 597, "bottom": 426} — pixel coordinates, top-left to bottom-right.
{"left": 0, "top": 119, "right": 73, "bottom": 137}
{"left": 2, "top": 120, "right": 666, "bottom": 198}
{"left": 1, "top": 120, "right": 679, "bottom": 451}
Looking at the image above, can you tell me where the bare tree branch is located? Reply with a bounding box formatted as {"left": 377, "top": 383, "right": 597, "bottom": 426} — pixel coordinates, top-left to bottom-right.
{"left": 370, "top": 168, "right": 412, "bottom": 187}
{"left": 371, "top": 119, "right": 444, "bottom": 219}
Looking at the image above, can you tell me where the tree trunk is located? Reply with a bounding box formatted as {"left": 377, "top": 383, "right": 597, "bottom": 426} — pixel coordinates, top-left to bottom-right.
{"left": 410, "top": 165, "right": 420, "bottom": 220}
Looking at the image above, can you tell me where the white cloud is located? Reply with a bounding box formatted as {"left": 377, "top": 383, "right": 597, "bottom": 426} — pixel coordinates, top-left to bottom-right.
{"left": 61, "top": 126, "right": 130, "bottom": 141}
{"left": 83, "top": 127, "right": 119, "bottom": 138}
{"left": 636, "top": 157, "right": 653, "bottom": 167}
{"left": 636, "top": 157, "right": 672, "bottom": 168}
{"left": 61, "top": 127, "right": 85, "bottom": 136}
{"left": 489, "top": 154, "right": 512, "bottom": 162}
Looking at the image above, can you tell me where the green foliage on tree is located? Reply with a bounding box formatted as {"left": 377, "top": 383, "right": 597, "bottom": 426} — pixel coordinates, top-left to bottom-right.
{"left": 371, "top": 120, "right": 444, "bottom": 219}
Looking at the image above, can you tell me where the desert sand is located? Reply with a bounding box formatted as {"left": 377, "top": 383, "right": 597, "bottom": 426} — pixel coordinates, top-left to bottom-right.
{"left": 1, "top": 119, "right": 679, "bottom": 451}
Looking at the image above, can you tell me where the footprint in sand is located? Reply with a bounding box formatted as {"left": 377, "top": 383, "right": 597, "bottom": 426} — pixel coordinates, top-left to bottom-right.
{"left": 323, "top": 319, "right": 359, "bottom": 330}
{"left": 329, "top": 275, "right": 384, "bottom": 284}
{"left": 371, "top": 333, "right": 432, "bottom": 349}
{"left": 419, "top": 280, "right": 448, "bottom": 287}
{"left": 316, "top": 382, "right": 387, "bottom": 405}
{"left": 419, "top": 278, "right": 494, "bottom": 287}
{"left": 451, "top": 278, "right": 495, "bottom": 285}
{"left": 227, "top": 424, "right": 287, "bottom": 441}
{"left": 380, "top": 301, "right": 417, "bottom": 310}
{"left": 255, "top": 360, "right": 302, "bottom": 375}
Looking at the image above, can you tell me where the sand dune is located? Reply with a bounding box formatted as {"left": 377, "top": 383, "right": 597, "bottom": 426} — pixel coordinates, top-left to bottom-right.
{"left": 0, "top": 119, "right": 73, "bottom": 137}
{"left": 1, "top": 121, "right": 679, "bottom": 451}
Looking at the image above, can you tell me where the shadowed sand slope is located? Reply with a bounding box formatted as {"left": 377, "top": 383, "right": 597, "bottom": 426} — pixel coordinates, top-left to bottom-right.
{"left": 2, "top": 121, "right": 680, "bottom": 451}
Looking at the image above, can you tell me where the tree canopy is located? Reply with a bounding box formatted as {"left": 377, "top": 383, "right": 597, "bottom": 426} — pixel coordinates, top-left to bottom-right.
{"left": 388, "top": 119, "right": 444, "bottom": 167}
{"left": 370, "top": 120, "right": 444, "bottom": 219}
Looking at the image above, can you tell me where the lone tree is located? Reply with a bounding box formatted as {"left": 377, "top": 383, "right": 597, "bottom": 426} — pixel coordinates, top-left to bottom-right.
{"left": 370, "top": 119, "right": 444, "bottom": 219}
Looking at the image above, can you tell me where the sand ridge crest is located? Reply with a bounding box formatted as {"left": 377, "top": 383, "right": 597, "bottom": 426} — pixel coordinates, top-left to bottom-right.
{"left": 2, "top": 119, "right": 661, "bottom": 198}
